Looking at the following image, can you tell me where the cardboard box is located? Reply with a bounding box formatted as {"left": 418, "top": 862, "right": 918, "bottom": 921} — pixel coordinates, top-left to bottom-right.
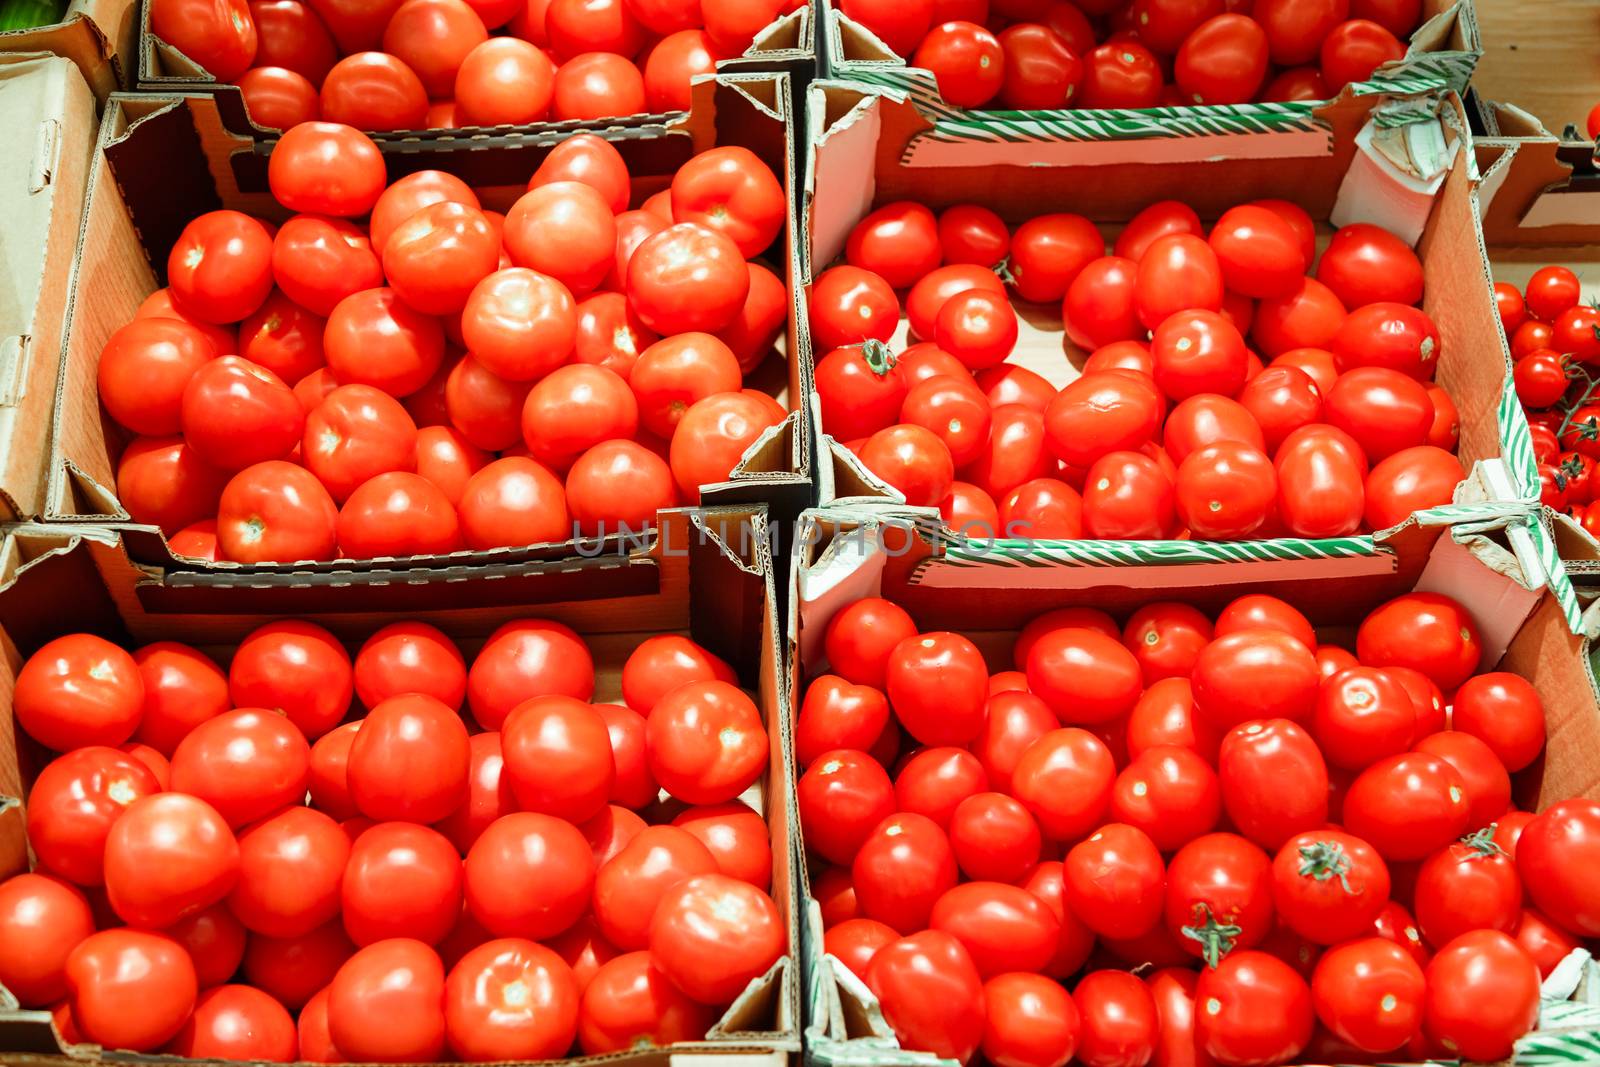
{"left": 0, "top": 503, "right": 802, "bottom": 1066}
{"left": 1473, "top": 133, "right": 1600, "bottom": 567}
{"left": 0, "top": 54, "right": 99, "bottom": 523}
{"left": 137, "top": 0, "right": 813, "bottom": 143}
{"left": 0, "top": 0, "right": 134, "bottom": 100}
{"left": 1469, "top": 0, "right": 1598, "bottom": 144}
{"left": 817, "top": 0, "right": 1480, "bottom": 144}
{"left": 784, "top": 505, "right": 1600, "bottom": 1065}
{"left": 797, "top": 81, "right": 1553, "bottom": 603}
{"left": 45, "top": 72, "right": 815, "bottom": 601}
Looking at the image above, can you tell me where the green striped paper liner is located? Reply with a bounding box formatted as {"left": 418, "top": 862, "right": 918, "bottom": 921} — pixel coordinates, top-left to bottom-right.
{"left": 1498, "top": 375, "right": 1583, "bottom": 631}
{"left": 837, "top": 68, "right": 1451, "bottom": 148}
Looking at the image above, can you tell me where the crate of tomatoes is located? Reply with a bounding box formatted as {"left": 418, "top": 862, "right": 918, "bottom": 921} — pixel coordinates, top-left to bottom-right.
{"left": 819, "top": 0, "right": 1480, "bottom": 147}
{"left": 799, "top": 80, "right": 1558, "bottom": 597}
{"left": 1475, "top": 135, "right": 1600, "bottom": 556}
{"left": 0, "top": 503, "right": 800, "bottom": 1065}
{"left": 44, "top": 73, "right": 812, "bottom": 606}
{"left": 136, "top": 0, "right": 811, "bottom": 139}
{"left": 786, "top": 505, "right": 1600, "bottom": 1067}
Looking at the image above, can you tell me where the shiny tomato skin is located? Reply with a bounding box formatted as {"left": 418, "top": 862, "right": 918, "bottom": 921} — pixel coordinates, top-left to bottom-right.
{"left": 65, "top": 929, "right": 198, "bottom": 1051}
{"left": 1421, "top": 930, "right": 1540, "bottom": 1062}
{"left": 1271, "top": 829, "right": 1389, "bottom": 945}
{"left": 1515, "top": 800, "right": 1600, "bottom": 937}
{"left": 328, "top": 938, "right": 447, "bottom": 1061}
{"left": 228, "top": 806, "right": 348, "bottom": 937}
{"left": 1342, "top": 753, "right": 1471, "bottom": 862}
{"left": 1174, "top": 14, "right": 1270, "bottom": 105}
{"left": 26, "top": 748, "right": 162, "bottom": 885}
{"left": 1175, "top": 442, "right": 1276, "bottom": 540}
{"left": 1218, "top": 719, "right": 1328, "bottom": 851}
{"left": 1252, "top": 277, "right": 1347, "bottom": 359}
{"left": 0, "top": 874, "right": 95, "bottom": 1007}
{"left": 852, "top": 813, "right": 958, "bottom": 934}
{"left": 1135, "top": 235, "right": 1223, "bottom": 331}
{"left": 1081, "top": 40, "right": 1165, "bottom": 108}
{"left": 1413, "top": 834, "right": 1521, "bottom": 949}
{"left": 268, "top": 123, "right": 386, "bottom": 219}
{"left": 866, "top": 930, "right": 986, "bottom": 1063}
{"left": 1073, "top": 969, "right": 1160, "bottom": 1067}
{"left": 98, "top": 317, "right": 217, "bottom": 437}
{"left": 444, "top": 938, "right": 577, "bottom": 1061}
{"left": 1207, "top": 204, "right": 1308, "bottom": 299}
{"left": 1272, "top": 423, "right": 1367, "bottom": 537}
{"left": 170, "top": 708, "right": 312, "bottom": 828}
{"left": 1026, "top": 627, "right": 1143, "bottom": 726}
{"left": 1011, "top": 728, "right": 1116, "bottom": 842}
{"left": 342, "top": 822, "right": 462, "bottom": 946}
{"left": 1364, "top": 445, "right": 1464, "bottom": 530}
{"left": 167, "top": 984, "right": 297, "bottom": 1061}
{"left": 576, "top": 950, "right": 717, "bottom": 1053}
{"left": 1451, "top": 672, "right": 1545, "bottom": 772}
{"left": 1313, "top": 666, "right": 1416, "bottom": 770}
{"left": 1310, "top": 937, "right": 1424, "bottom": 1054}
{"left": 1064, "top": 256, "right": 1143, "bottom": 350}
{"left": 1193, "top": 950, "right": 1314, "bottom": 1066}
{"left": 15, "top": 635, "right": 145, "bottom": 753}
{"left": 1355, "top": 591, "right": 1482, "bottom": 692}
{"left": 1165, "top": 833, "right": 1273, "bottom": 965}
{"left": 1111, "top": 744, "right": 1221, "bottom": 852}
{"left": 465, "top": 812, "right": 593, "bottom": 940}
{"left": 627, "top": 223, "right": 751, "bottom": 335}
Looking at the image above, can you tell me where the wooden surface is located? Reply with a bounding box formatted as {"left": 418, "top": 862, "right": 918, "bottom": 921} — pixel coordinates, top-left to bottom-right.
{"left": 1471, "top": 0, "right": 1600, "bottom": 135}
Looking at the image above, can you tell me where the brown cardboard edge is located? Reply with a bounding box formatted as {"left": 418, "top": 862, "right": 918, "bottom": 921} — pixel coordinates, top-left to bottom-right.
{"left": 0, "top": 0, "right": 131, "bottom": 101}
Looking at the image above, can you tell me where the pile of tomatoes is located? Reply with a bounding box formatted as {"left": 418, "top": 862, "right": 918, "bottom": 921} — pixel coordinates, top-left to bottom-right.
{"left": 837, "top": 0, "right": 1421, "bottom": 111}
{"left": 1497, "top": 266, "right": 1600, "bottom": 532}
{"left": 100, "top": 123, "right": 788, "bottom": 564}
{"left": 799, "top": 589, "right": 1598, "bottom": 1066}
{"left": 0, "top": 617, "right": 782, "bottom": 1060}
{"left": 151, "top": 0, "right": 801, "bottom": 131}
{"left": 813, "top": 197, "right": 1463, "bottom": 540}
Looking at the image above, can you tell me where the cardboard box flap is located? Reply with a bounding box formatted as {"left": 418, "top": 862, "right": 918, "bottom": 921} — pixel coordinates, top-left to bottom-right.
{"left": 0, "top": 0, "right": 134, "bottom": 101}
{"left": 0, "top": 54, "right": 96, "bottom": 523}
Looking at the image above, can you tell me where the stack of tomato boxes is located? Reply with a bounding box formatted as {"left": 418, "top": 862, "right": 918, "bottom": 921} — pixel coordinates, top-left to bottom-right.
{"left": 0, "top": 0, "right": 1598, "bottom": 1065}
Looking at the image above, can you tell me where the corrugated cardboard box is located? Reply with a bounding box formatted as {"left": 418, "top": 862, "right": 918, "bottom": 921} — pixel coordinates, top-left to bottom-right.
{"left": 0, "top": 504, "right": 801, "bottom": 1065}
{"left": 0, "top": 53, "right": 98, "bottom": 522}
{"left": 136, "top": 0, "right": 813, "bottom": 143}
{"left": 796, "top": 81, "right": 1550, "bottom": 604}
{"left": 45, "top": 72, "right": 815, "bottom": 607}
{"left": 785, "top": 505, "right": 1600, "bottom": 1065}
{"left": 0, "top": 0, "right": 133, "bottom": 100}
{"left": 817, "top": 0, "right": 1480, "bottom": 148}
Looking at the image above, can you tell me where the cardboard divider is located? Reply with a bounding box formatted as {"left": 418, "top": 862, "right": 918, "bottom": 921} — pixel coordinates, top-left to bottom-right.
{"left": 1469, "top": 0, "right": 1600, "bottom": 144}
{"left": 45, "top": 72, "right": 814, "bottom": 602}
{"left": 0, "top": 55, "right": 99, "bottom": 524}
{"left": 1473, "top": 135, "right": 1600, "bottom": 563}
{"left": 816, "top": 0, "right": 1480, "bottom": 146}
{"left": 784, "top": 505, "right": 1600, "bottom": 1063}
{"left": 0, "top": 504, "right": 802, "bottom": 1066}
{"left": 0, "top": 0, "right": 136, "bottom": 100}
{"left": 799, "top": 83, "right": 1524, "bottom": 593}
{"left": 135, "top": 0, "right": 812, "bottom": 144}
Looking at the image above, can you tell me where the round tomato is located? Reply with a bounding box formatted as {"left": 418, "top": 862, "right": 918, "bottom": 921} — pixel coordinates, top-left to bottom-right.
{"left": 1011, "top": 728, "right": 1115, "bottom": 842}
{"left": 1175, "top": 442, "right": 1276, "bottom": 539}
{"left": 1272, "top": 829, "right": 1389, "bottom": 944}
{"left": 1194, "top": 950, "right": 1314, "bottom": 1066}
{"left": 1422, "top": 930, "right": 1540, "bottom": 1062}
{"left": 268, "top": 122, "right": 386, "bottom": 218}
{"left": 1165, "top": 832, "right": 1273, "bottom": 965}
{"left": 852, "top": 813, "right": 958, "bottom": 933}
{"left": 1174, "top": 14, "right": 1270, "bottom": 105}
{"left": 65, "top": 930, "right": 198, "bottom": 1051}
{"left": 328, "top": 938, "right": 447, "bottom": 1061}
{"left": 229, "top": 806, "right": 348, "bottom": 937}
{"left": 1073, "top": 970, "right": 1159, "bottom": 1067}
{"left": 465, "top": 813, "right": 593, "bottom": 939}
{"left": 0, "top": 873, "right": 95, "bottom": 1007}
{"left": 1355, "top": 591, "right": 1481, "bottom": 691}
{"left": 1515, "top": 800, "right": 1600, "bottom": 937}
{"left": 1080, "top": 40, "right": 1164, "bottom": 108}
{"left": 1311, "top": 937, "right": 1424, "bottom": 1054}
{"left": 1342, "top": 753, "right": 1470, "bottom": 861}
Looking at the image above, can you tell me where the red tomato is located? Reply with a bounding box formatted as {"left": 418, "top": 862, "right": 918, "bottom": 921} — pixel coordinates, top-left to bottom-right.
{"left": 1174, "top": 14, "right": 1270, "bottom": 104}
{"left": 441, "top": 939, "right": 577, "bottom": 1060}
{"left": 627, "top": 223, "right": 750, "bottom": 335}
{"left": 645, "top": 680, "right": 767, "bottom": 804}
{"left": 1081, "top": 450, "right": 1176, "bottom": 539}
{"left": 0, "top": 873, "right": 95, "bottom": 1007}
{"left": 341, "top": 821, "right": 461, "bottom": 945}
{"left": 1343, "top": 753, "right": 1470, "bottom": 861}
{"left": 268, "top": 123, "right": 386, "bottom": 219}
{"left": 1134, "top": 235, "right": 1224, "bottom": 330}
{"left": 1514, "top": 909, "right": 1582, "bottom": 978}
{"left": 227, "top": 621, "right": 350, "bottom": 743}
{"left": 1044, "top": 370, "right": 1163, "bottom": 468}
{"left": 149, "top": 0, "right": 257, "bottom": 80}
{"left": 65, "top": 929, "right": 198, "bottom": 1051}
{"left": 15, "top": 634, "right": 146, "bottom": 752}
{"left": 930, "top": 880, "right": 1062, "bottom": 980}
{"left": 1122, "top": 602, "right": 1213, "bottom": 684}
{"left": 969, "top": 690, "right": 1055, "bottom": 795}
{"left": 648, "top": 874, "right": 782, "bottom": 1004}
{"left": 27, "top": 747, "right": 162, "bottom": 885}
{"left": 229, "top": 806, "right": 348, "bottom": 937}
{"left": 499, "top": 695, "right": 613, "bottom": 822}
{"left": 1271, "top": 424, "right": 1366, "bottom": 537}
{"left": 670, "top": 391, "right": 786, "bottom": 501}
{"left": 852, "top": 813, "right": 958, "bottom": 933}
{"left": 1064, "top": 824, "right": 1165, "bottom": 940}
{"left": 1011, "top": 728, "right": 1116, "bottom": 841}
{"left": 1261, "top": 65, "right": 1330, "bottom": 100}
{"left": 501, "top": 182, "right": 616, "bottom": 298}
{"left": 102, "top": 792, "right": 239, "bottom": 929}
{"left": 867, "top": 930, "right": 985, "bottom": 1063}
{"left": 590, "top": 825, "right": 716, "bottom": 949}
{"left": 1217, "top": 718, "right": 1328, "bottom": 851}
{"left": 1111, "top": 744, "right": 1221, "bottom": 851}
{"left": 996, "top": 23, "right": 1085, "bottom": 109}
{"left": 325, "top": 287, "right": 446, "bottom": 398}
{"left": 669, "top": 146, "right": 785, "bottom": 259}
{"left": 1271, "top": 828, "right": 1389, "bottom": 945}
{"left": 1165, "top": 831, "right": 1273, "bottom": 965}
{"left": 1309, "top": 937, "right": 1424, "bottom": 1054}
{"left": 1413, "top": 829, "right": 1521, "bottom": 948}
{"left": 1081, "top": 40, "right": 1165, "bottom": 108}
{"left": 913, "top": 20, "right": 1004, "bottom": 108}
{"left": 1421, "top": 930, "right": 1540, "bottom": 1062}
{"left": 328, "top": 939, "right": 446, "bottom": 1061}
{"left": 1313, "top": 666, "right": 1416, "bottom": 769}
{"left": 1194, "top": 950, "right": 1313, "bottom": 1065}
{"left": 1355, "top": 591, "right": 1481, "bottom": 691}
{"left": 859, "top": 423, "right": 957, "bottom": 507}
{"left": 464, "top": 812, "right": 593, "bottom": 939}
{"left": 817, "top": 343, "right": 909, "bottom": 442}
{"left": 845, "top": 202, "right": 941, "bottom": 290}
{"left": 549, "top": 52, "right": 647, "bottom": 121}
{"left": 1451, "top": 672, "right": 1544, "bottom": 772}
{"left": 824, "top": 597, "right": 918, "bottom": 689}
{"left": 1515, "top": 800, "right": 1600, "bottom": 937}
{"left": 318, "top": 51, "right": 429, "bottom": 130}
{"left": 576, "top": 950, "right": 717, "bottom": 1053}
{"left": 270, "top": 215, "right": 382, "bottom": 316}
{"left": 1324, "top": 366, "right": 1433, "bottom": 462}
{"left": 809, "top": 265, "right": 900, "bottom": 351}
{"left": 1025, "top": 627, "right": 1143, "bottom": 725}
{"left": 1175, "top": 441, "right": 1277, "bottom": 540}
{"left": 168, "top": 708, "right": 310, "bottom": 829}
{"left": 893, "top": 747, "right": 987, "bottom": 831}
{"left": 837, "top": 0, "right": 931, "bottom": 53}
{"left": 1364, "top": 445, "right": 1464, "bottom": 530}
{"left": 1074, "top": 970, "right": 1159, "bottom": 1067}
{"left": 1208, "top": 204, "right": 1308, "bottom": 299}
{"left": 1252, "top": 277, "right": 1347, "bottom": 358}
{"left": 180, "top": 356, "right": 303, "bottom": 473}
{"left": 938, "top": 204, "right": 1008, "bottom": 266}
{"left": 882, "top": 631, "right": 988, "bottom": 744}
